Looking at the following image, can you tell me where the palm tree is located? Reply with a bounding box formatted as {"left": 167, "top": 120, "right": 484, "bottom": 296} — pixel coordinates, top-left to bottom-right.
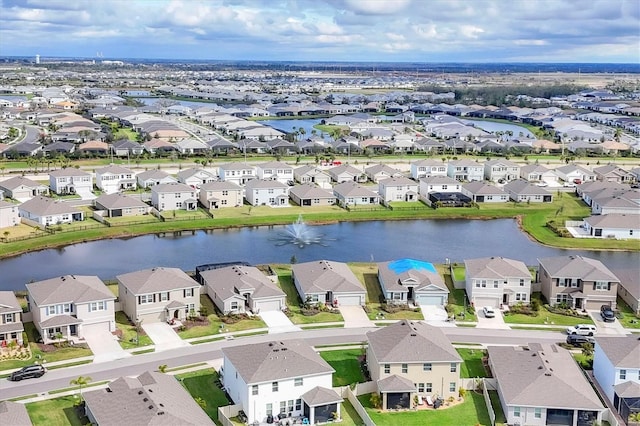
{"left": 70, "top": 375, "right": 92, "bottom": 401}
{"left": 158, "top": 364, "right": 168, "bottom": 373}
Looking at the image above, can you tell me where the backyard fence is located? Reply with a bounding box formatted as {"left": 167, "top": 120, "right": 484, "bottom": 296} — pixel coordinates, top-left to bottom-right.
{"left": 482, "top": 378, "right": 497, "bottom": 426}
{"left": 218, "top": 404, "right": 242, "bottom": 426}
{"left": 340, "top": 384, "right": 376, "bottom": 426}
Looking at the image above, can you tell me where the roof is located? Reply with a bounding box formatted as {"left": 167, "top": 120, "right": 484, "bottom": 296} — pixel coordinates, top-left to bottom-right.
{"left": 49, "top": 168, "right": 91, "bottom": 177}
{"left": 300, "top": 386, "right": 343, "bottom": 406}
{"left": 40, "top": 314, "right": 83, "bottom": 327}
{"left": 464, "top": 257, "right": 530, "bottom": 280}
{"left": 245, "top": 179, "right": 288, "bottom": 190}
{"left": 377, "top": 374, "right": 416, "bottom": 393}
{"left": 289, "top": 184, "right": 335, "bottom": 200}
{"left": 488, "top": 344, "right": 604, "bottom": 410}
{"left": 96, "top": 165, "right": 135, "bottom": 175}
{"left": 462, "top": 181, "right": 507, "bottom": 195}
{"left": 292, "top": 260, "right": 365, "bottom": 295}
{"left": 0, "top": 401, "right": 32, "bottom": 426}
{"left": 0, "top": 291, "right": 22, "bottom": 314}
{"left": 19, "top": 196, "right": 82, "bottom": 217}
{"left": 377, "top": 260, "right": 448, "bottom": 293}
{"left": 611, "top": 268, "right": 640, "bottom": 300}
{"left": 504, "top": 179, "right": 552, "bottom": 195}
{"left": 117, "top": 267, "right": 197, "bottom": 294}
{"left": 83, "top": 371, "right": 214, "bottom": 426}
{"left": 595, "top": 335, "right": 640, "bottom": 368}
{"left": 222, "top": 339, "right": 334, "bottom": 384}
{"left": 0, "top": 176, "right": 47, "bottom": 190}
{"left": 367, "top": 320, "right": 461, "bottom": 363}
{"left": 333, "top": 182, "right": 378, "bottom": 198}
{"left": 199, "top": 181, "right": 242, "bottom": 191}
{"left": 26, "top": 275, "right": 115, "bottom": 306}
{"left": 136, "top": 169, "right": 174, "bottom": 181}
{"left": 378, "top": 176, "right": 417, "bottom": 187}
{"left": 95, "top": 193, "right": 149, "bottom": 210}
{"left": 256, "top": 161, "right": 293, "bottom": 170}
{"left": 584, "top": 214, "right": 640, "bottom": 229}
{"left": 537, "top": 255, "right": 619, "bottom": 281}
{"left": 614, "top": 381, "right": 640, "bottom": 398}
{"left": 176, "top": 168, "right": 216, "bottom": 180}
{"left": 150, "top": 182, "right": 194, "bottom": 194}
{"left": 200, "top": 265, "right": 284, "bottom": 302}
{"left": 365, "top": 164, "right": 401, "bottom": 175}
{"left": 420, "top": 175, "right": 460, "bottom": 185}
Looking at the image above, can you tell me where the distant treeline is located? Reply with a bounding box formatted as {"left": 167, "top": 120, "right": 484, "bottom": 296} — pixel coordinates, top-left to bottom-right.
{"left": 417, "top": 84, "right": 587, "bottom": 106}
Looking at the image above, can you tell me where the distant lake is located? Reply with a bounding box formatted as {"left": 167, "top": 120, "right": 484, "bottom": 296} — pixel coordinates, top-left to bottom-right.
{"left": 261, "top": 119, "right": 327, "bottom": 139}
{"left": 463, "top": 119, "right": 535, "bottom": 140}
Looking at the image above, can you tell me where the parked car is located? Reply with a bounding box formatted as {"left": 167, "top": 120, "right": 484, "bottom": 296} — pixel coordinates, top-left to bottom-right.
{"left": 482, "top": 306, "right": 496, "bottom": 318}
{"left": 566, "top": 334, "right": 595, "bottom": 346}
{"left": 9, "top": 365, "right": 46, "bottom": 381}
{"left": 566, "top": 324, "right": 597, "bottom": 336}
{"left": 573, "top": 178, "right": 582, "bottom": 184}
{"left": 600, "top": 305, "right": 616, "bottom": 322}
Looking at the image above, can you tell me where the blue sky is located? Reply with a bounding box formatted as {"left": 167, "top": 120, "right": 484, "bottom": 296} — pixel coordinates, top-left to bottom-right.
{"left": 1, "top": 0, "right": 639, "bottom": 63}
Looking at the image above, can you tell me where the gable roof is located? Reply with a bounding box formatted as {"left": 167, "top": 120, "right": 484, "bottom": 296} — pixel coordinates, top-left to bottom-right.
{"left": 611, "top": 268, "right": 640, "bottom": 301}
{"left": 150, "top": 182, "right": 194, "bottom": 194}
{"left": 378, "top": 176, "right": 417, "bottom": 187}
{"left": 300, "top": 386, "right": 343, "bottom": 406}
{"left": 462, "top": 181, "right": 507, "bottom": 195}
{"left": 26, "top": 275, "right": 115, "bottom": 305}
{"left": 96, "top": 164, "right": 135, "bottom": 175}
{"left": 0, "top": 176, "right": 47, "bottom": 191}
{"left": 117, "top": 267, "right": 197, "bottom": 294}
{"left": 49, "top": 168, "right": 91, "bottom": 177}
{"left": 199, "top": 181, "right": 242, "bottom": 192}
{"left": 19, "top": 196, "right": 83, "bottom": 216}
{"left": 333, "top": 182, "right": 378, "bottom": 198}
{"left": 289, "top": 184, "right": 335, "bottom": 200}
{"left": 245, "top": 179, "right": 288, "bottom": 190}
{"left": 0, "top": 401, "right": 31, "bottom": 426}
{"left": 367, "top": 320, "right": 461, "bottom": 363}
{"left": 0, "top": 291, "right": 21, "bottom": 314}
{"left": 504, "top": 179, "right": 552, "bottom": 195}
{"left": 377, "top": 374, "right": 416, "bottom": 393}
{"left": 95, "top": 193, "right": 149, "bottom": 210}
{"left": 595, "top": 335, "right": 640, "bottom": 368}
{"left": 222, "top": 339, "right": 334, "bottom": 384}
{"left": 537, "top": 255, "right": 619, "bottom": 281}
{"left": 176, "top": 168, "right": 216, "bottom": 181}
{"left": 200, "top": 265, "right": 284, "bottom": 301}
{"left": 464, "top": 257, "right": 530, "bottom": 280}
{"left": 292, "top": 260, "right": 365, "bottom": 294}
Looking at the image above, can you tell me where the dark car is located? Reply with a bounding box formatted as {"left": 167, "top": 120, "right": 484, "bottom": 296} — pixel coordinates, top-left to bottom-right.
{"left": 566, "top": 334, "right": 595, "bottom": 346}
{"left": 600, "top": 305, "right": 616, "bottom": 322}
{"left": 9, "top": 365, "right": 46, "bottom": 381}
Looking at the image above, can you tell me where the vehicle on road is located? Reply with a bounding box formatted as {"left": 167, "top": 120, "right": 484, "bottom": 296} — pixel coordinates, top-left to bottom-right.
{"left": 483, "top": 306, "right": 496, "bottom": 318}
{"left": 566, "top": 324, "right": 597, "bottom": 336}
{"left": 566, "top": 334, "right": 595, "bottom": 346}
{"left": 9, "top": 365, "right": 46, "bottom": 381}
{"left": 600, "top": 305, "right": 616, "bottom": 322}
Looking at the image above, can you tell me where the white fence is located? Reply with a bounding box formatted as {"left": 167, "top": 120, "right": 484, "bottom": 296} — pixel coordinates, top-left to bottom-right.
{"left": 342, "top": 383, "right": 376, "bottom": 426}
{"left": 482, "top": 378, "right": 496, "bottom": 426}
{"left": 218, "top": 404, "right": 242, "bottom": 426}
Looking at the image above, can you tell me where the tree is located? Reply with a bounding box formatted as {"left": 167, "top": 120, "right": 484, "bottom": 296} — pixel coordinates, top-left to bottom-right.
{"left": 70, "top": 375, "right": 92, "bottom": 400}
{"left": 614, "top": 128, "right": 622, "bottom": 143}
{"left": 158, "top": 364, "right": 168, "bottom": 373}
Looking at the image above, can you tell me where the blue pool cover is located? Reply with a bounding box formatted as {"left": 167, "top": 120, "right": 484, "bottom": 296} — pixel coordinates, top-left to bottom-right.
{"left": 388, "top": 259, "right": 436, "bottom": 274}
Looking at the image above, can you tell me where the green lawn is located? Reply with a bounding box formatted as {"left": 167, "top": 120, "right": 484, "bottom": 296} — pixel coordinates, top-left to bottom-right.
{"left": 340, "top": 399, "right": 365, "bottom": 426}
{"left": 616, "top": 297, "right": 640, "bottom": 329}
{"left": 26, "top": 395, "right": 87, "bottom": 426}
{"left": 458, "top": 348, "right": 488, "bottom": 378}
{"left": 503, "top": 293, "right": 593, "bottom": 326}
{"left": 359, "top": 391, "right": 491, "bottom": 426}
{"left": 438, "top": 265, "right": 476, "bottom": 322}
{"left": 115, "top": 311, "right": 153, "bottom": 349}
{"left": 452, "top": 265, "right": 465, "bottom": 282}
{"left": 488, "top": 390, "right": 507, "bottom": 426}
{"left": 176, "top": 368, "right": 230, "bottom": 423}
{"left": 319, "top": 349, "right": 366, "bottom": 387}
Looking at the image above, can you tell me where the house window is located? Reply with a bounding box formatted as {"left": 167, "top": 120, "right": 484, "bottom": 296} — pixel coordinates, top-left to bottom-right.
{"left": 287, "top": 400, "right": 294, "bottom": 412}
{"left": 139, "top": 294, "right": 154, "bottom": 304}
{"left": 423, "top": 363, "right": 432, "bottom": 371}
{"left": 159, "top": 292, "right": 169, "bottom": 302}
{"left": 620, "top": 370, "right": 626, "bottom": 380}
{"left": 514, "top": 407, "right": 521, "bottom": 417}
{"left": 266, "top": 403, "right": 272, "bottom": 416}
{"left": 279, "top": 401, "right": 286, "bottom": 414}
{"left": 493, "top": 280, "right": 499, "bottom": 288}
{"left": 184, "top": 288, "right": 194, "bottom": 297}
{"left": 294, "top": 377, "right": 303, "bottom": 387}
{"left": 519, "top": 279, "right": 525, "bottom": 286}
{"left": 534, "top": 408, "right": 542, "bottom": 419}
{"left": 516, "top": 293, "right": 527, "bottom": 301}
{"left": 556, "top": 294, "right": 569, "bottom": 304}
{"left": 594, "top": 281, "right": 610, "bottom": 291}
{"left": 295, "top": 399, "right": 301, "bottom": 411}
{"left": 417, "top": 383, "right": 424, "bottom": 393}
{"left": 230, "top": 301, "right": 238, "bottom": 310}
{"left": 89, "top": 301, "right": 106, "bottom": 312}
{"left": 384, "top": 364, "right": 390, "bottom": 374}
{"left": 481, "top": 280, "right": 487, "bottom": 288}
{"left": 449, "top": 382, "right": 456, "bottom": 392}
{"left": 252, "top": 385, "right": 258, "bottom": 395}
{"left": 402, "top": 364, "right": 408, "bottom": 373}
{"left": 450, "top": 363, "right": 457, "bottom": 372}
{"left": 272, "top": 382, "right": 279, "bottom": 392}
{"left": 4, "top": 313, "right": 14, "bottom": 323}
{"left": 425, "top": 383, "right": 432, "bottom": 393}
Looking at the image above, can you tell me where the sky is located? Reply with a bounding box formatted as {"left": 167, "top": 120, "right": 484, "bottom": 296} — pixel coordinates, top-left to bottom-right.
{"left": 0, "top": 0, "right": 639, "bottom": 63}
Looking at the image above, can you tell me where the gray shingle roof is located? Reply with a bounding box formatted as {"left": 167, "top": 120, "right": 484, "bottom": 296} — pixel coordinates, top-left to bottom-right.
{"left": 377, "top": 374, "right": 416, "bottom": 393}
{"left": 464, "top": 257, "right": 530, "bottom": 280}
{"left": 245, "top": 179, "right": 288, "bottom": 190}
{"left": 537, "top": 255, "right": 619, "bottom": 281}
{"left": 300, "top": 386, "right": 343, "bottom": 406}
{"left": 19, "top": 196, "right": 82, "bottom": 216}
{"left": 463, "top": 181, "right": 506, "bottom": 195}
{"left": 614, "top": 381, "right": 640, "bottom": 398}
{"left": 95, "top": 193, "right": 149, "bottom": 210}
{"left": 333, "top": 182, "right": 378, "bottom": 198}
{"left": 0, "top": 401, "right": 32, "bottom": 426}
{"left": 199, "top": 181, "right": 242, "bottom": 191}
{"left": 595, "top": 335, "right": 640, "bottom": 368}
{"left": 367, "top": 320, "right": 461, "bottom": 363}
{"left": 611, "top": 268, "right": 640, "bottom": 300}
{"left": 222, "top": 340, "right": 334, "bottom": 384}
{"left": 117, "top": 267, "right": 197, "bottom": 295}
{"left": 584, "top": 214, "right": 640, "bottom": 229}
{"left": 0, "top": 291, "right": 21, "bottom": 314}
{"left": 26, "top": 275, "right": 114, "bottom": 306}
{"left": 289, "top": 184, "right": 335, "bottom": 200}
{"left": 200, "top": 265, "right": 284, "bottom": 302}
{"left": 0, "top": 176, "right": 47, "bottom": 191}
{"left": 504, "top": 179, "right": 552, "bottom": 195}
{"left": 136, "top": 169, "right": 174, "bottom": 181}
{"left": 150, "top": 182, "right": 194, "bottom": 193}
{"left": 292, "top": 260, "right": 365, "bottom": 295}
{"left": 96, "top": 165, "right": 135, "bottom": 175}
{"left": 49, "top": 168, "right": 91, "bottom": 177}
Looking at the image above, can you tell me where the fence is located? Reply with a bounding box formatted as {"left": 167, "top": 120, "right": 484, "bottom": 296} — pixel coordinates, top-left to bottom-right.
{"left": 482, "top": 378, "right": 497, "bottom": 426}
{"left": 341, "top": 384, "right": 376, "bottom": 426}
{"left": 218, "top": 404, "right": 242, "bottom": 426}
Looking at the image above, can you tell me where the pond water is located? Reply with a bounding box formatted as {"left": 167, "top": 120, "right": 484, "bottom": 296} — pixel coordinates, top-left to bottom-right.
{"left": 462, "top": 120, "right": 535, "bottom": 140}
{"left": 0, "top": 219, "right": 637, "bottom": 291}
{"left": 261, "top": 119, "right": 326, "bottom": 139}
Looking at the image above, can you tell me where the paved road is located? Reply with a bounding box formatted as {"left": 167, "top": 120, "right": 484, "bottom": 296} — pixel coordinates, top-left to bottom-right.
{"left": 0, "top": 326, "right": 564, "bottom": 400}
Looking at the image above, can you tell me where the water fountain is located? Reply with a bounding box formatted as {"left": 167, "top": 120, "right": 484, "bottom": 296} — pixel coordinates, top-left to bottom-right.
{"left": 272, "top": 214, "right": 329, "bottom": 248}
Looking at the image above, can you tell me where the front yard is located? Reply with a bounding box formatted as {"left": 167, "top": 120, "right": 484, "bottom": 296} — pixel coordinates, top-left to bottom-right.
{"left": 319, "top": 349, "right": 367, "bottom": 386}
{"left": 114, "top": 311, "right": 153, "bottom": 349}
{"left": 502, "top": 293, "right": 594, "bottom": 326}
{"left": 176, "top": 368, "right": 230, "bottom": 423}
{"left": 26, "top": 395, "right": 87, "bottom": 426}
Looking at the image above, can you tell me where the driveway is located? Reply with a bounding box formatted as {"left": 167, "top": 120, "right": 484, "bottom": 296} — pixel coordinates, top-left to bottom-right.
{"left": 338, "top": 306, "right": 374, "bottom": 328}
{"left": 420, "top": 305, "right": 455, "bottom": 327}
{"left": 142, "top": 323, "right": 189, "bottom": 351}
{"left": 76, "top": 189, "right": 97, "bottom": 200}
{"left": 259, "top": 311, "right": 301, "bottom": 334}
{"left": 587, "top": 310, "right": 629, "bottom": 335}
{"left": 83, "top": 328, "right": 131, "bottom": 363}
{"left": 476, "top": 308, "right": 510, "bottom": 329}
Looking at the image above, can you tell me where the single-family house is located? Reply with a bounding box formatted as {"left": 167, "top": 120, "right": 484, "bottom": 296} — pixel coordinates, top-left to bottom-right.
{"left": 464, "top": 257, "right": 532, "bottom": 309}
{"left": 117, "top": 267, "right": 200, "bottom": 324}
{"left": 289, "top": 183, "right": 336, "bottom": 207}
{"left": 26, "top": 275, "right": 116, "bottom": 344}
{"left": 221, "top": 340, "right": 341, "bottom": 425}
{"left": 49, "top": 168, "right": 92, "bottom": 195}
{"left": 174, "top": 138, "right": 210, "bottom": 155}
{"left": 176, "top": 168, "right": 217, "bottom": 190}
{"left": 255, "top": 161, "right": 294, "bottom": 184}
{"left": 488, "top": 343, "right": 605, "bottom": 426}
{"left": 291, "top": 260, "right": 366, "bottom": 306}
{"left": 0, "top": 401, "right": 31, "bottom": 426}
{"left": 483, "top": 159, "right": 521, "bottom": 182}
{"left": 538, "top": 255, "right": 619, "bottom": 309}
{"left": 611, "top": 268, "right": 640, "bottom": 314}
{"left": 590, "top": 189, "right": 640, "bottom": 215}
{"left": 95, "top": 165, "right": 136, "bottom": 194}
{"left": 0, "top": 291, "right": 24, "bottom": 346}
{"left": 198, "top": 181, "right": 243, "bottom": 209}
{"left": 332, "top": 182, "right": 380, "bottom": 207}
{"left": 447, "top": 159, "right": 484, "bottom": 182}
{"left": 0, "top": 200, "right": 19, "bottom": 229}
{"left": 555, "top": 164, "right": 597, "bottom": 184}
{"left": 503, "top": 179, "right": 553, "bottom": 203}
{"left": 410, "top": 159, "right": 447, "bottom": 180}
{"left": 218, "top": 162, "right": 256, "bottom": 185}
{"left": 461, "top": 181, "right": 509, "bottom": 203}
{"left": 583, "top": 214, "right": 640, "bottom": 239}
{"left": 418, "top": 176, "right": 461, "bottom": 196}
{"left": 150, "top": 182, "right": 197, "bottom": 211}
{"left": 378, "top": 177, "right": 419, "bottom": 204}
{"left": 94, "top": 193, "right": 151, "bottom": 218}
{"left": 593, "top": 165, "right": 636, "bottom": 184}
{"left": 364, "top": 164, "right": 403, "bottom": 183}
{"left": 366, "top": 320, "right": 462, "bottom": 410}
{"left": 18, "top": 196, "right": 84, "bottom": 226}
{"left": 244, "top": 179, "right": 289, "bottom": 207}
{"left": 593, "top": 335, "right": 640, "bottom": 423}
{"left": 0, "top": 176, "right": 49, "bottom": 201}
{"left": 520, "top": 164, "right": 557, "bottom": 183}
{"left": 327, "top": 164, "right": 366, "bottom": 183}
{"left": 135, "top": 169, "right": 177, "bottom": 188}
{"left": 201, "top": 265, "right": 286, "bottom": 314}
{"left": 83, "top": 371, "right": 214, "bottom": 426}
{"left": 294, "top": 165, "right": 332, "bottom": 187}
{"left": 377, "top": 259, "right": 449, "bottom": 306}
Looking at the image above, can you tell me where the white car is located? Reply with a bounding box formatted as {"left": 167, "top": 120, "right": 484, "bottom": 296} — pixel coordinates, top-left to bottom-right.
{"left": 566, "top": 324, "right": 597, "bottom": 336}
{"left": 482, "top": 306, "right": 496, "bottom": 318}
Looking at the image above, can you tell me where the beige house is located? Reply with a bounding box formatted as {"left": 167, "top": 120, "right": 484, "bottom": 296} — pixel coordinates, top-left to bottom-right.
{"left": 0, "top": 176, "right": 49, "bottom": 201}
{"left": 94, "top": 193, "right": 151, "bottom": 217}
{"left": 26, "top": 275, "right": 116, "bottom": 344}
{"left": 198, "top": 181, "right": 243, "bottom": 209}
{"left": 0, "top": 200, "right": 19, "bottom": 229}
{"left": 538, "top": 255, "right": 619, "bottom": 309}
{"left": 292, "top": 260, "right": 366, "bottom": 306}
{"left": 289, "top": 183, "right": 336, "bottom": 207}
{"left": 117, "top": 267, "right": 200, "bottom": 323}
{"left": 464, "top": 257, "right": 532, "bottom": 309}
{"left": 0, "top": 291, "right": 24, "bottom": 346}
{"left": 366, "top": 320, "right": 462, "bottom": 410}
{"left": 150, "top": 182, "right": 197, "bottom": 211}
{"left": 378, "top": 177, "right": 419, "bottom": 204}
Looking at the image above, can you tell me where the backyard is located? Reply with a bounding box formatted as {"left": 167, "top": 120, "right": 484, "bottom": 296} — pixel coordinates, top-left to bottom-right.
{"left": 176, "top": 368, "right": 230, "bottom": 423}
{"left": 319, "top": 348, "right": 367, "bottom": 386}
{"left": 458, "top": 348, "right": 489, "bottom": 378}
{"left": 615, "top": 297, "right": 640, "bottom": 329}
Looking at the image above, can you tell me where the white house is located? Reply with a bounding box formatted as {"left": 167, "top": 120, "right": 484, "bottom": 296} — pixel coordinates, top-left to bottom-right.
{"left": 332, "top": 182, "right": 379, "bottom": 207}
{"left": 135, "top": 169, "right": 177, "bottom": 188}
{"left": 483, "top": 159, "right": 521, "bottom": 182}
{"left": 244, "top": 179, "right": 290, "bottom": 207}
{"left": 218, "top": 162, "right": 256, "bottom": 185}
{"left": 95, "top": 164, "right": 136, "bottom": 194}
{"left": 555, "top": 164, "right": 597, "bottom": 184}
{"left": 378, "top": 176, "right": 419, "bottom": 204}
{"left": 176, "top": 168, "right": 217, "bottom": 190}
{"left": 377, "top": 259, "right": 449, "bottom": 306}
{"left": 464, "top": 257, "right": 532, "bottom": 308}
{"left": 583, "top": 214, "right": 640, "bottom": 239}
{"left": 410, "top": 159, "right": 448, "bottom": 180}
{"left": 49, "top": 168, "right": 93, "bottom": 195}
{"left": 418, "top": 176, "right": 461, "bottom": 197}
{"left": 150, "top": 182, "right": 197, "bottom": 211}
{"left": 0, "top": 200, "right": 19, "bottom": 229}
{"left": 18, "top": 196, "right": 84, "bottom": 226}
{"left": 255, "top": 161, "right": 294, "bottom": 184}
{"left": 447, "top": 160, "right": 484, "bottom": 182}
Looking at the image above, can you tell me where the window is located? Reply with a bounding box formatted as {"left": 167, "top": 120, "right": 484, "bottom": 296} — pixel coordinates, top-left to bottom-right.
{"left": 184, "top": 288, "right": 194, "bottom": 298}
{"left": 287, "top": 400, "right": 294, "bottom": 412}
{"left": 417, "top": 383, "right": 424, "bottom": 393}
{"left": 519, "top": 279, "right": 525, "bottom": 286}
{"left": 230, "top": 301, "right": 238, "bottom": 310}
{"left": 266, "top": 403, "right": 272, "bottom": 416}
{"left": 279, "top": 401, "right": 286, "bottom": 414}
{"left": 384, "top": 364, "right": 390, "bottom": 374}
{"left": 620, "top": 370, "right": 626, "bottom": 380}
{"left": 89, "top": 301, "right": 106, "bottom": 312}
{"left": 252, "top": 385, "right": 258, "bottom": 395}
{"left": 594, "top": 281, "right": 610, "bottom": 291}
{"left": 514, "top": 407, "right": 521, "bottom": 417}
{"left": 295, "top": 399, "right": 301, "bottom": 411}
{"left": 450, "top": 363, "right": 457, "bottom": 372}
{"left": 556, "top": 294, "right": 569, "bottom": 304}
{"left": 449, "top": 382, "right": 456, "bottom": 392}
{"left": 272, "top": 381, "right": 279, "bottom": 392}
{"left": 294, "top": 378, "right": 303, "bottom": 387}
{"left": 425, "top": 383, "right": 432, "bottom": 393}
{"left": 139, "top": 294, "right": 153, "bottom": 304}
{"left": 402, "top": 364, "right": 408, "bottom": 373}
{"left": 159, "top": 292, "right": 169, "bottom": 302}
{"left": 423, "top": 363, "right": 432, "bottom": 371}
{"left": 534, "top": 408, "right": 542, "bottom": 419}
{"left": 4, "top": 313, "right": 14, "bottom": 323}
{"left": 493, "top": 280, "right": 499, "bottom": 288}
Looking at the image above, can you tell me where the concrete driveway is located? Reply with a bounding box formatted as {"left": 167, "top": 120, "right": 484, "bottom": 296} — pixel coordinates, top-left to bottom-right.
{"left": 420, "top": 305, "right": 455, "bottom": 327}
{"left": 83, "top": 328, "right": 131, "bottom": 363}
{"left": 476, "top": 308, "right": 510, "bottom": 329}
{"left": 142, "top": 323, "right": 189, "bottom": 351}
{"left": 259, "top": 311, "right": 301, "bottom": 334}
{"left": 588, "top": 310, "right": 629, "bottom": 335}
{"left": 338, "top": 306, "right": 374, "bottom": 328}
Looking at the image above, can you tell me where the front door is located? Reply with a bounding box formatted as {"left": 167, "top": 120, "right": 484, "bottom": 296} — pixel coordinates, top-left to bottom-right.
{"left": 69, "top": 325, "right": 77, "bottom": 336}
{"left": 407, "top": 287, "right": 414, "bottom": 303}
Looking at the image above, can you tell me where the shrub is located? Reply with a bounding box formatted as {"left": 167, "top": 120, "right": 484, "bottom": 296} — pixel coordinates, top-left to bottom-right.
{"left": 530, "top": 298, "right": 540, "bottom": 311}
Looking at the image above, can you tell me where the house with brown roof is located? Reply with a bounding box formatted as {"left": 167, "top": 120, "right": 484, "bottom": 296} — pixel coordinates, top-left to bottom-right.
{"left": 26, "top": 275, "right": 116, "bottom": 344}
{"left": 366, "top": 320, "right": 462, "bottom": 410}
{"left": 0, "top": 291, "right": 24, "bottom": 346}
{"left": 18, "top": 196, "right": 84, "bottom": 226}
{"left": 292, "top": 260, "right": 366, "bottom": 306}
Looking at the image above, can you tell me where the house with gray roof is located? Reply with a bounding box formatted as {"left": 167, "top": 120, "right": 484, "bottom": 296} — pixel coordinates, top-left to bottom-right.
{"left": 590, "top": 189, "right": 640, "bottom": 215}
{"left": 503, "top": 179, "right": 553, "bottom": 203}
{"left": 0, "top": 401, "right": 31, "bottom": 426}
{"left": 222, "top": 339, "right": 341, "bottom": 425}
{"left": 255, "top": 161, "right": 294, "bottom": 184}
{"left": 117, "top": 267, "right": 200, "bottom": 324}
{"left": 0, "top": 176, "right": 49, "bottom": 201}
{"left": 461, "top": 181, "right": 509, "bottom": 203}
{"left": 26, "top": 275, "right": 116, "bottom": 344}
{"left": 366, "top": 320, "right": 462, "bottom": 409}
{"left": 332, "top": 182, "right": 379, "bottom": 207}
{"left": 583, "top": 214, "right": 640, "bottom": 240}
{"left": 198, "top": 180, "right": 243, "bottom": 209}
{"left": 83, "top": 371, "right": 213, "bottom": 426}
{"left": 593, "top": 165, "right": 636, "bottom": 184}
{"left": 49, "top": 168, "right": 92, "bottom": 195}
{"left": 94, "top": 193, "right": 151, "bottom": 218}
{"left": 289, "top": 183, "right": 336, "bottom": 207}
{"left": 488, "top": 343, "right": 605, "bottom": 426}
{"left": 95, "top": 164, "right": 136, "bottom": 194}
{"left": 593, "top": 335, "right": 640, "bottom": 423}
{"left": 377, "top": 259, "right": 448, "bottom": 307}
{"left": 484, "top": 159, "right": 521, "bottom": 183}
{"left": 18, "top": 195, "right": 84, "bottom": 226}
{"left": 538, "top": 255, "right": 619, "bottom": 309}
{"left": 555, "top": 164, "right": 597, "bottom": 184}
{"left": 135, "top": 169, "right": 177, "bottom": 188}
{"left": 364, "top": 164, "right": 403, "bottom": 183}
{"left": 294, "top": 165, "right": 332, "bottom": 187}
{"left": 201, "top": 264, "right": 285, "bottom": 314}
{"left": 612, "top": 268, "right": 640, "bottom": 314}
{"left": 327, "top": 164, "right": 366, "bottom": 183}
{"left": 218, "top": 162, "right": 256, "bottom": 185}
{"left": 520, "top": 164, "right": 557, "bottom": 183}
{"left": 150, "top": 182, "right": 197, "bottom": 211}
{"left": 0, "top": 200, "right": 19, "bottom": 229}
{"left": 378, "top": 177, "right": 418, "bottom": 205}
{"left": 176, "top": 167, "right": 217, "bottom": 190}
{"left": 0, "top": 291, "right": 24, "bottom": 346}
{"left": 244, "top": 179, "right": 289, "bottom": 207}
{"left": 291, "top": 260, "right": 366, "bottom": 306}
{"left": 464, "top": 257, "right": 532, "bottom": 309}
{"left": 410, "top": 159, "right": 447, "bottom": 180}
{"left": 447, "top": 159, "right": 484, "bottom": 182}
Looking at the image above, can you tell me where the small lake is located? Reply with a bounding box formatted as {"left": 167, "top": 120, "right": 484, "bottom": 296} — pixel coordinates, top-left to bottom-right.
{"left": 261, "top": 119, "right": 327, "bottom": 139}
{"left": 462, "top": 120, "right": 535, "bottom": 140}
{"left": 0, "top": 219, "right": 637, "bottom": 291}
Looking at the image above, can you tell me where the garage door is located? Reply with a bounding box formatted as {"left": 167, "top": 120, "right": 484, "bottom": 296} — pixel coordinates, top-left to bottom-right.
{"left": 474, "top": 297, "right": 500, "bottom": 308}
{"left": 415, "top": 295, "right": 444, "bottom": 305}
{"left": 82, "top": 322, "right": 110, "bottom": 333}
{"left": 254, "top": 299, "right": 283, "bottom": 312}
{"left": 336, "top": 295, "right": 363, "bottom": 306}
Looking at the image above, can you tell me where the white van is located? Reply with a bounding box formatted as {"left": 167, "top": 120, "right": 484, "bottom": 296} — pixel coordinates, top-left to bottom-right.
{"left": 566, "top": 324, "right": 597, "bottom": 336}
